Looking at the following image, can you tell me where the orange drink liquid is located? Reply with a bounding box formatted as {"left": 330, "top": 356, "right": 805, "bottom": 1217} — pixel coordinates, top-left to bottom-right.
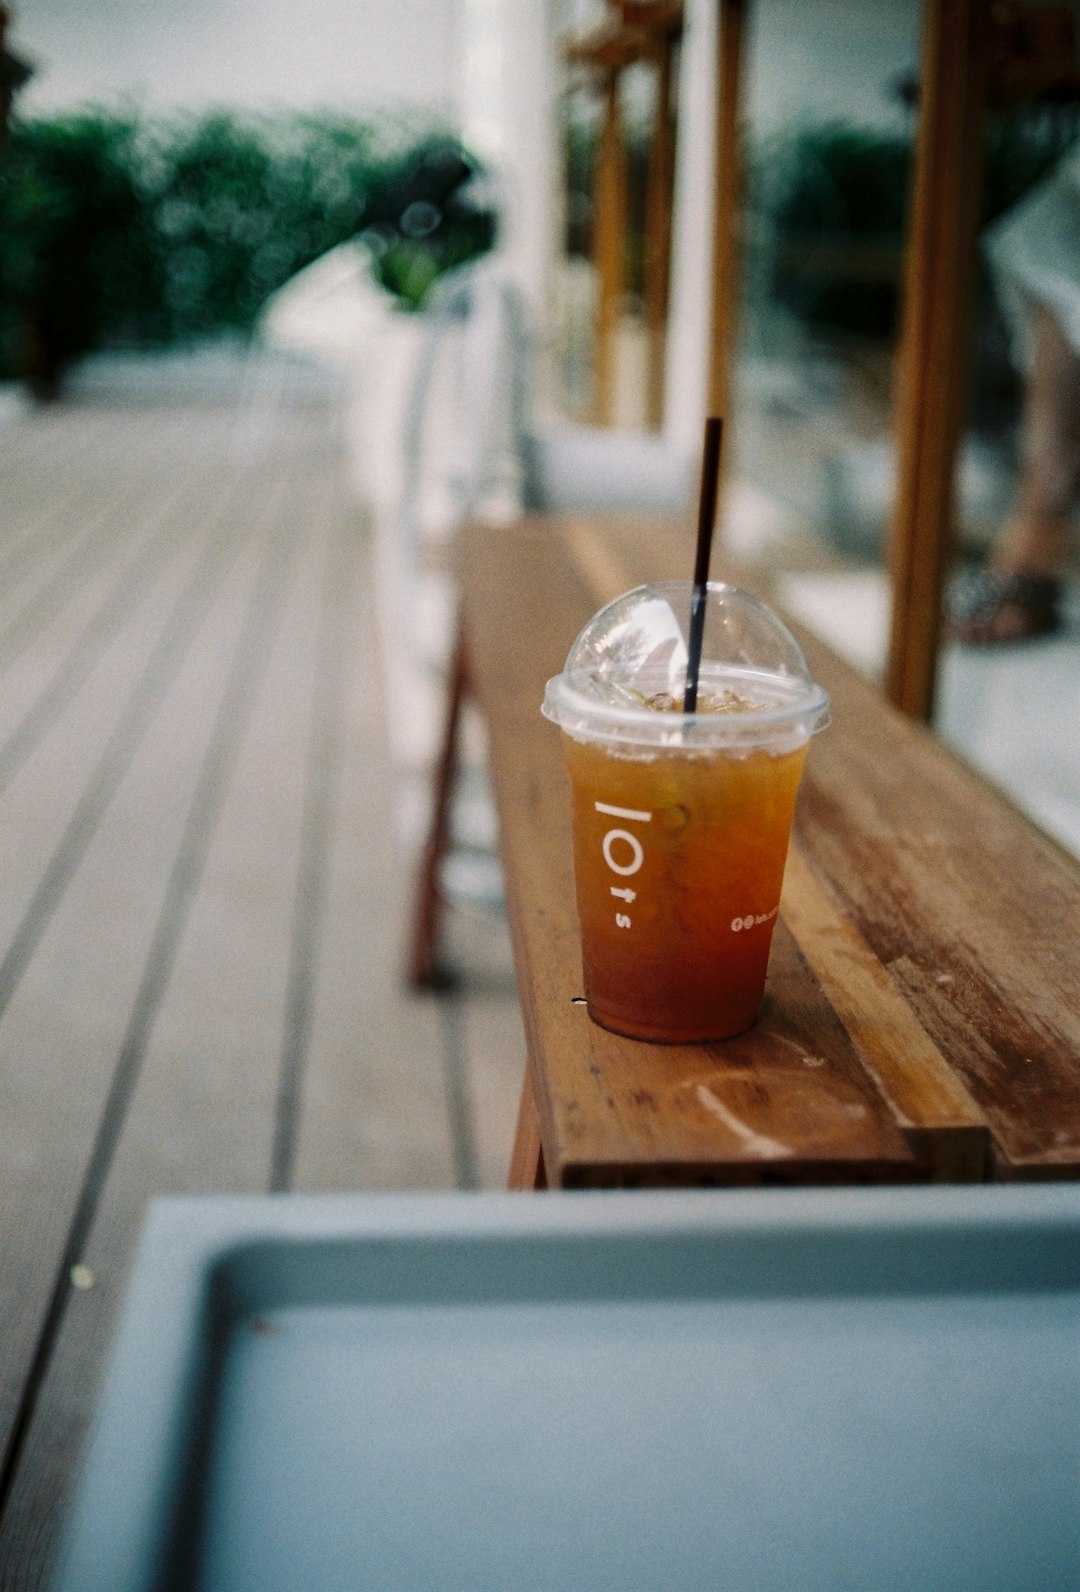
{"left": 561, "top": 732, "right": 808, "bottom": 1042}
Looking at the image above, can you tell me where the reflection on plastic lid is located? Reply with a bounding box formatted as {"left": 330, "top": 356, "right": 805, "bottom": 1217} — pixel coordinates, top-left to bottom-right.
{"left": 542, "top": 581, "right": 830, "bottom": 749}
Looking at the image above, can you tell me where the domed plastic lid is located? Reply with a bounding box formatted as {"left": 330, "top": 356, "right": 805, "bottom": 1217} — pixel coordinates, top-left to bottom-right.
{"left": 542, "top": 580, "right": 830, "bottom": 750}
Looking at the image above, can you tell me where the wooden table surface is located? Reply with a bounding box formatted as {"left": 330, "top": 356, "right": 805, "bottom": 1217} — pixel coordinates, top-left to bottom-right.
{"left": 462, "top": 513, "right": 1080, "bottom": 1188}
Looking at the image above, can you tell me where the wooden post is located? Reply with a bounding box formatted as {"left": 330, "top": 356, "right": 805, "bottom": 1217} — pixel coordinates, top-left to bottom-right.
{"left": 707, "top": 0, "right": 747, "bottom": 426}
{"left": 591, "top": 69, "right": 628, "bottom": 426}
{"left": 406, "top": 626, "right": 470, "bottom": 989}
{"left": 1, "top": 6, "right": 33, "bottom": 141}
{"left": 643, "top": 34, "right": 676, "bottom": 429}
{"left": 885, "top": 0, "right": 989, "bottom": 719}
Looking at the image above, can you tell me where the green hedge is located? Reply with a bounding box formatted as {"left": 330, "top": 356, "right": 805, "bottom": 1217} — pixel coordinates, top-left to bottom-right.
{"left": 748, "top": 115, "right": 1071, "bottom": 343}
{"left": 0, "top": 107, "right": 495, "bottom": 393}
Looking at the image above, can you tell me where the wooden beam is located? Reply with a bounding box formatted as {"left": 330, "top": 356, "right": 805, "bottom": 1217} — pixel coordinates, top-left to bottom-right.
{"left": 1, "top": 4, "right": 33, "bottom": 137}
{"left": 885, "top": 0, "right": 989, "bottom": 719}
{"left": 565, "top": 25, "right": 644, "bottom": 74}
{"left": 643, "top": 33, "right": 677, "bottom": 429}
{"left": 613, "top": 0, "right": 684, "bottom": 38}
{"left": 591, "top": 71, "right": 628, "bottom": 426}
{"left": 564, "top": 2, "right": 683, "bottom": 72}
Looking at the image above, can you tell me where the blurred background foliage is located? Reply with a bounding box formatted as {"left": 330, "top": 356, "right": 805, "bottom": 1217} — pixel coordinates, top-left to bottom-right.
{"left": 559, "top": 100, "right": 1071, "bottom": 359}
{"left": 742, "top": 111, "right": 1075, "bottom": 432}
{"left": 4, "top": 97, "right": 1072, "bottom": 402}
{"left": 747, "top": 113, "right": 1071, "bottom": 345}
{"left": 0, "top": 107, "right": 496, "bottom": 394}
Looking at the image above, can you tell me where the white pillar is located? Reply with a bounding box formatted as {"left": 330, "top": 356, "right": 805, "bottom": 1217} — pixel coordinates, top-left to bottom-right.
{"left": 456, "top": 0, "right": 559, "bottom": 320}
{"left": 663, "top": 0, "right": 717, "bottom": 457}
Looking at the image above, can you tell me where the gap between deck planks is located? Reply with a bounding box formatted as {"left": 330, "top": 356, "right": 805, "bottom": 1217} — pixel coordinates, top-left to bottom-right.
{"left": 0, "top": 390, "right": 520, "bottom": 1588}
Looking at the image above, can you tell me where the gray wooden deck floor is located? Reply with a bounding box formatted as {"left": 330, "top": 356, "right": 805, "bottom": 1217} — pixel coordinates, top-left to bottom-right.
{"left": 0, "top": 368, "right": 523, "bottom": 1587}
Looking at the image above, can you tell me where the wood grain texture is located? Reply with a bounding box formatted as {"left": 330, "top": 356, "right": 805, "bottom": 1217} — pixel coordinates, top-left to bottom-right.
{"left": 508, "top": 1069, "right": 547, "bottom": 1191}
{"left": 612, "top": 516, "right": 1080, "bottom": 1179}
{"left": 643, "top": 33, "right": 676, "bottom": 430}
{"left": 790, "top": 643, "right": 1080, "bottom": 1179}
{"left": 464, "top": 513, "right": 1080, "bottom": 1188}
{"left": 780, "top": 845, "right": 989, "bottom": 1179}
{"left": 591, "top": 72, "right": 628, "bottom": 427}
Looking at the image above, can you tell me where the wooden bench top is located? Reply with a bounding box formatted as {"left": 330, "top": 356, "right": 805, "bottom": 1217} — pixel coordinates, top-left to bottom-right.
{"left": 462, "top": 513, "right": 1080, "bottom": 1188}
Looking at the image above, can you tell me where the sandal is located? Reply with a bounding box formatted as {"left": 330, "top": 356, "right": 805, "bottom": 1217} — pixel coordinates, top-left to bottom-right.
{"left": 945, "top": 568, "right": 1063, "bottom": 646}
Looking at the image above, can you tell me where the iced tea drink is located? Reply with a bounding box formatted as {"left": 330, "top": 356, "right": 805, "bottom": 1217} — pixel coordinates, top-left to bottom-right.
{"left": 543, "top": 581, "right": 829, "bottom": 1043}
{"left": 562, "top": 728, "right": 807, "bottom": 1041}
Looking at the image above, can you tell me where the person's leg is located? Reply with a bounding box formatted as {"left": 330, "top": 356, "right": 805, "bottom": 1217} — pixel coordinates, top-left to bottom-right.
{"left": 950, "top": 302, "right": 1079, "bottom": 642}
{"left": 994, "top": 301, "right": 1080, "bottom": 576}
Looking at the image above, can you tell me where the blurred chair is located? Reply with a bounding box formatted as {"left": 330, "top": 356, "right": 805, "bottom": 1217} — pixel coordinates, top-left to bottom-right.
{"left": 398, "top": 255, "right": 695, "bottom": 986}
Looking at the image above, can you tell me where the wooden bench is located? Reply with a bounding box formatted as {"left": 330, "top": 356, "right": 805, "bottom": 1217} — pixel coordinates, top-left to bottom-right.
{"left": 412, "top": 512, "right": 1080, "bottom": 1189}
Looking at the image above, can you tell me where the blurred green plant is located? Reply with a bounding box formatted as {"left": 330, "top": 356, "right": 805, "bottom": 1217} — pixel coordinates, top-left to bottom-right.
{"left": 0, "top": 107, "right": 495, "bottom": 393}
{"left": 358, "top": 134, "right": 497, "bottom": 308}
{"left": 747, "top": 113, "right": 1071, "bottom": 345}
{"left": 747, "top": 122, "right": 912, "bottom": 343}
{"left": 0, "top": 110, "right": 150, "bottom": 394}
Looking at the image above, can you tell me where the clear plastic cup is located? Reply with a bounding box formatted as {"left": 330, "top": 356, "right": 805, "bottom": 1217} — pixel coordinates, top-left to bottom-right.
{"left": 542, "top": 581, "right": 830, "bottom": 1042}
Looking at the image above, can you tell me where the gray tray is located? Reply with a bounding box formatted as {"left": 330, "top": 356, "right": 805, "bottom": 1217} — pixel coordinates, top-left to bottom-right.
{"left": 55, "top": 1188, "right": 1080, "bottom": 1591}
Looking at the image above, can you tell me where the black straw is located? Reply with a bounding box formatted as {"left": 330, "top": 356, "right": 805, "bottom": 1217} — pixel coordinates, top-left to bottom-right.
{"left": 684, "top": 415, "right": 723, "bottom": 712}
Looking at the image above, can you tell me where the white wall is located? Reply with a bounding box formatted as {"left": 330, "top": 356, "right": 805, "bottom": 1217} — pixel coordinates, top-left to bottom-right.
{"left": 745, "top": 0, "right": 919, "bottom": 135}
{"left": 14, "top": 0, "right": 464, "bottom": 118}
{"left": 456, "top": 0, "right": 558, "bottom": 317}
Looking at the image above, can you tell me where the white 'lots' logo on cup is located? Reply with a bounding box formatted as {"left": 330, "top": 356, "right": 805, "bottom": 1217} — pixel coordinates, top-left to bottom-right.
{"left": 595, "top": 802, "right": 651, "bottom": 929}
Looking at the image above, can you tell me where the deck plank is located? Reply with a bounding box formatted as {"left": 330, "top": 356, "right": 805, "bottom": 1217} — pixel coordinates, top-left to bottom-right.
{"left": 0, "top": 463, "right": 327, "bottom": 1583}
{"left": 0, "top": 380, "right": 502, "bottom": 1587}
{"left": 0, "top": 478, "right": 287, "bottom": 1585}
{"left": 289, "top": 508, "right": 451, "bottom": 1193}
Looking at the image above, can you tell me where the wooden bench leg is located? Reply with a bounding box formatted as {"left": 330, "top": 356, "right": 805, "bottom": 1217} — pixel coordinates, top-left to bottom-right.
{"left": 508, "top": 1067, "right": 547, "bottom": 1190}
{"left": 407, "top": 619, "right": 470, "bottom": 989}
